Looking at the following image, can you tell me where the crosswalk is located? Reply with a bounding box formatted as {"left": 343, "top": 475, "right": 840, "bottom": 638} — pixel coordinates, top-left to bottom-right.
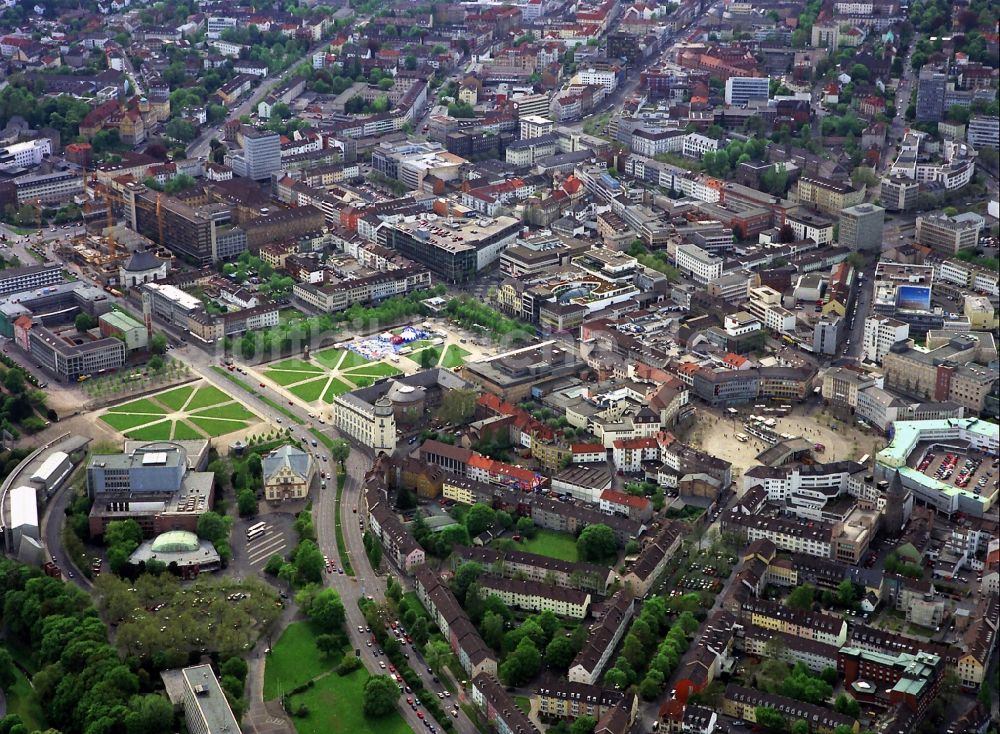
{"left": 247, "top": 527, "right": 287, "bottom": 567}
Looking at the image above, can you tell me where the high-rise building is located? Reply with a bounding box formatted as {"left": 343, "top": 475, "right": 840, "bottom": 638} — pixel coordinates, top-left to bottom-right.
{"left": 725, "top": 75, "right": 770, "bottom": 107}
{"left": 231, "top": 127, "right": 281, "bottom": 180}
{"left": 915, "top": 212, "right": 984, "bottom": 255}
{"left": 839, "top": 203, "right": 884, "bottom": 251}
{"left": 880, "top": 176, "right": 919, "bottom": 211}
{"left": 967, "top": 115, "right": 1000, "bottom": 149}
{"left": 915, "top": 66, "right": 947, "bottom": 122}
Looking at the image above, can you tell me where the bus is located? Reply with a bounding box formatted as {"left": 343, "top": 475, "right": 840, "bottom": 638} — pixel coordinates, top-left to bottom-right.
{"left": 246, "top": 522, "right": 267, "bottom": 541}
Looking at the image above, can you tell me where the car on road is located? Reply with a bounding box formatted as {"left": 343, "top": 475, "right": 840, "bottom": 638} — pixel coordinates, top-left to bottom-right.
{"left": 379, "top": 661, "right": 385, "bottom": 668}
{"left": 417, "top": 712, "right": 424, "bottom": 720}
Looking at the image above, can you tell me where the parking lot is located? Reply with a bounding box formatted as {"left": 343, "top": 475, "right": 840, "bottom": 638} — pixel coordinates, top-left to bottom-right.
{"left": 916, "top": 446, "right": 999, "bottom": 496}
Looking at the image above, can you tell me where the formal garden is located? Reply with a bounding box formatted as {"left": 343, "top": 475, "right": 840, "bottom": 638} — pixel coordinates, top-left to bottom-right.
{"left": 98, "top": 381, "right": 261, "bottom": 439}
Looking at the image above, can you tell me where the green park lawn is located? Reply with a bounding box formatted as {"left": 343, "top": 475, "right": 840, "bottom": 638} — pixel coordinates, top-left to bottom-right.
{"left": 171, "top": 421, "right": 204, "bottom": 440}
{"left": 336, "top": 350, "right": 371, "bottom": 370}
{"left": 191, "top": 402, "right": 256, "bottom": 421}
{"left": 515, "top": 530, "right": 578, "bottom": 562}
{"left": 285, "top": 669, "right": 412, "bottom": 734}
{"left": 441, "top": 344, "right": 470, "bottom": 369}
{"left": 155, "top": 385, "right": 194, "bottom": 411}
{"left": 265, "top": 368, "right": 318, "bottom": 387}
{"left": 344, "top": 362, "right": 400, "bottom": 379}
{"left": 322, "top": 378, "right": 354, "bottom": 403}
{"left": 288, "top": 377, "right": 328, "bottom": 402}
{"left": 264, "top": 622, "right": 331, "bottom": 699}
{"left": 100, "top": 412, "right": 161, "bottom": 432}
{"left": 185, "top": 385, "right": 232, "bottom": 410}
{"left": 106, "top": 397, "right": 166, "bottom": 414}
{"left": 189, "top": 416, "right": 249, "bottom": 437}
{"left": 409, "top": 346, "right": 442, "bottom": 367}
{"left": 269, "top": 358, "right": 323, "bottom": 372}
{"left": 123, "top": 421, "right": 173, "bottom": 441}
{"left": 312, "top": 348, "right": 346, "bottom": 369}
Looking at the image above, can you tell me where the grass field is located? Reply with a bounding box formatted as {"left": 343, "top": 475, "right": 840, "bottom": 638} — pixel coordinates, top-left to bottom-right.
{"left": 288, "top": 377, "right": 328, "bottom": 402}
{"left": 515, "top": 529, "right": 578, "bottom": 562}
{"left": 100, "top": 412, "right": 162, "bottom": 431}
{"left": 172, "top": 421, "right": 203, "bottom": 440}
{"left": 186, "top": 385, "right": 232, "bottom": 410}
{"left": 191, "top": 402, "right": 256, "bottom": 421}
{"left": 269, "top": 358, "right": 323, "bottom": 372}
{"left": 515, "top": 696, "right": 531, "bottom": 716}
{"left": 6, "top": 660, "right": 46, "bottom": 732}
{"left": 409, "top": 346, "right": 442, "bottom": 367}
{"left": 123, "top": 421, "right": 173, "bottom": 441}
{"left": 441, "top": 344, "right": 470, "bottom": 369}
{"left": 211, "top": 367, "right": 306, "bottom": 424}
{"left": 321, "top": 378, "right": 353, "bottom": 403}
{"left": 286, "top": 668, "right": 411, "bottom": 734}
{"left": 156, "top": 385, "right": 194, "bottom": 411}
{"left": 344, "top": 362, "right": 400, "bottom": 379}
{"left": 189, "top": 416, "right": 248, "bottom": 437}
{"left": 313, "top": 348, "right": 346, "bottom": 369}
{"left": 337, "top": 350, "right": 371, "bottom": 370}
{"left": 264, "top": 622, "right": 331, "bottom": 699}
{"left": 106, "top": 397, "right": 166, "bottom": 414}
{"left": 265, "top": 369, "right": 317, "bottom": 386}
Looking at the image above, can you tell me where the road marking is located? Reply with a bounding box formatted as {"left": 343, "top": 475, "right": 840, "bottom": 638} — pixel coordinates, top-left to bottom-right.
{"left": 247, "top": 534, "right": 286, "bottom": 564}
{"left": 249, "top": 542, "right": 286, "bottom": 566}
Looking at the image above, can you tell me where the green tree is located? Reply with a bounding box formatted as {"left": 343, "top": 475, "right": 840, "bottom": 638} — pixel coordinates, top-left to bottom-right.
{"left": 465, "top": 503, "right": 496, "bottom": 537}
{"left": 123, "top": 694, "right": 175, "bottom": 734}
{"left": 294, "top": 540, "right": 325, "bottom": 584}
{"left": 150, "top": 333, "right": 168, "bottom": 355}
{"left": 330, "top": 439, "right": 350, "bottom": 467}
{"left": 791, "top": 721, "right": 810, "bottom": 734}
{"left": 0, "top": 649, "right": 15, "bottom": 691}
{"left": 424, "top": 639, "right": 451, "bottom": 672}
{"left": 494, "top": 510, "right": 513, "bottom": 530}
{"left": 499, "top": 637, "right": 541, "bottom": 686}
{"left": 237, "top": 489, "right": 257, "bottom": 516}
{"left": 516, "top": 516, "right": 538, "bottom": 539}
{"left": 785, "top": 584, "right": 815, "bottom": 611}
{"left": 570, "top": 715, "right": 597, "bottom": 734}
{"left": 2, "top": 368, "right": 25, "bottom": 394}
{"left": 576, "top": 524, "right": 617, "bottom": 562}
{"left": 362, "top": 675, "right": 400, "bottom": 717}
{"left": 482, "top": 610, "right": 505, "bottom": 650}
{"left": 755, "top": 707, "right": 787, "bottom": 731}
{"left": 75, "top": 313, "right": 97, "bottom": 332}
{"left": 306, "top": 588, "right": 346, "bottom": 632}
{"left": 544, "top": 635, "right": 576, "bottom": 669}
{"left": 452, "top": 561, "right": 483, "bottom": 604}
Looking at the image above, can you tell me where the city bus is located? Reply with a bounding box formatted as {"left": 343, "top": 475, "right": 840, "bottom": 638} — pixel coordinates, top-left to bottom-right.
{"left": 246, "top": 522, "right": 267, "bottom": 541}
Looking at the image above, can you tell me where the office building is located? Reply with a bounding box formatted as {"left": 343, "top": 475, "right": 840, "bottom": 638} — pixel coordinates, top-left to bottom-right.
{"left": 0, "top": 138, "right": 51, "bottom": 170}
{"left": 520, "top": 114, "right": 554, "bottom": 139}
{"left": 129, "top": 185, "right": 244, "bottom": 265}
{"left": 862, "top": 316, "right": 909, "bottom": 364}
{"left": 967, "top": 115, "right": 999, "bottom": 149}
{"left": 98, "top": 310, "right": 149, "bottom": 352}
{"left": 880, "top": 176, "right": 919, "bottom": 211}
{"left": 0, "top": 263, "right": 62, "bottom": 295}
{"left": 177, "top": 665, "right": 242, "bottom": 734}
{"left": 725, "top": 76, "right": 769, "bottom": 106}
{"left": 839, "top": 203, "right": 884, "bottom": 251}
{"left": 675, "top": 244, "right": 723, "bottom": 284}
{"left": 915, "top": 66, "right": 947, "bottom": 122}
{"left": 87, "top": 440, "right": 214, "bottom": 536}
{"left": 378, "top": 213, "right": 520, "bottom": 284}
{"left": 262, "top": 444, "right": 315, "bottom": 501}
{"left": 27, "top": 324, "right": 124, "bottom": 382}
{"left": 915, "top": 212, "right": 984, "bottom": 255}
{"left": 231, "top": 127, "right": 281, "bottom": 180}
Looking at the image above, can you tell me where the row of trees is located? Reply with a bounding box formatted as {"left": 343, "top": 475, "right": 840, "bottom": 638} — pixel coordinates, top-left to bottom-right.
{"left": 603, "top": 595, "right": 699, "bottom": 698}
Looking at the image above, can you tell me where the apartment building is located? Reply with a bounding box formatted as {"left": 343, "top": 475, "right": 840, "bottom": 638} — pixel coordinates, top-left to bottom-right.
{"left": 737, "top": 600, "right": 848, "bottom": 647}
{"left": 915, "top": 212, "right": 984, "bottom": 256}
{"left": 472, "top": 674, "right": 540, "bottom": 734}
{"left": 723, "top": 685, "right": 858, "bottom": 734}
{"left": 938, "top": 258, "right": 999, "bottom": 297}
{"left": 477, "top": 575, "right": 591, "bottom": 618}
{"left": 862, "top": 316, "right": 909, "bottom": 364}
{"left": 722, "top": 510, "right": 834, "bottom": 559}
{"left": 740, "top": 625, "right": 840, "bottom": 673}
{"left": 535, "top": 680, "right": 633, "bottom": 723}
{"left": 292, "top": 267, "right": 432, "bottom": 313}
{"left": 569, "top": 590, "right": 635, "bottom": 684}
{"left": 621, "top": 521, "right": 683, "bottom": 595}
{"left": 794, "top": 176, "right": 864, "bottom": 215}
{"left": 453, "top": 544, "right": 613, "bottom": 594}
